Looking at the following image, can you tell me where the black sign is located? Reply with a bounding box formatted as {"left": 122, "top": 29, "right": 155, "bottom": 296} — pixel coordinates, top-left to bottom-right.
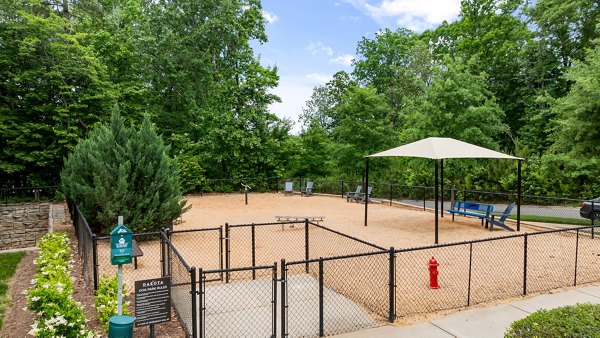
{"left": 135, "top": 277, "right": 171, "bottom": 327}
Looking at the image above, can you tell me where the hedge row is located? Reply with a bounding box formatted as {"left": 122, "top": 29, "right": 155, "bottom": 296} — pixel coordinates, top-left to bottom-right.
{"left": 26, "top": 232, "right": 96, "bottom": 337}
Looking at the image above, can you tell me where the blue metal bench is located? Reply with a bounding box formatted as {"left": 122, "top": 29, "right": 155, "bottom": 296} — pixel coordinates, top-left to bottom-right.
{"left": 448, "top": 201, "right": 494, "bottom": 226}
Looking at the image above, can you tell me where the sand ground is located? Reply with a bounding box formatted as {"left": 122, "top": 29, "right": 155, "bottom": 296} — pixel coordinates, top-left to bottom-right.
{"left": 179, "top": 192, "right": 528, "bottom": 248}
{"left": 93, "top": 192, "right": 600, "bottom": 334}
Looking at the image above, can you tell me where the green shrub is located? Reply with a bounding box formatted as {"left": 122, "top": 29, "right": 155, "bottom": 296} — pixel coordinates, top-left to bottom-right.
{"left": 61, "top": 112, "right": 188, "bottom": 234}
{"left": 27, "top": 232, "right": 96, "bottom": 337}
{"left": 505, "top": 303, "right": 600, "bottom": 338}
{"left": 94, "top": 275, "right": 129, "bottom": 332}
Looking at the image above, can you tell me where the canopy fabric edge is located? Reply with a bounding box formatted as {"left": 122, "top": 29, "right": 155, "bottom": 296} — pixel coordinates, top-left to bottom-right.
{"left": 366, "top": 137, "right": 523, "bottom": 160}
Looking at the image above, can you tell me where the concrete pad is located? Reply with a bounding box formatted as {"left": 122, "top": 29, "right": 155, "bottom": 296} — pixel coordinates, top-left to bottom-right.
{"left": 334, "top": 323, "right": 454, "bottom": 338}
{"left": 576, "top": 285, "right": 600, "bottom": 299}
{"left": 431, "top": 304, "right": 529, "bottom": 338}
{"left": 197, "top": 274, "right": 376, "bottom": 337}
{"left": 204, "top": 278, "right": 273, "bottom": 314}
{"left": 205, "top": 305, "right": 273, "bottom": 337}
{"left": 511, "top": 290, "right": 600, "bottom": 313}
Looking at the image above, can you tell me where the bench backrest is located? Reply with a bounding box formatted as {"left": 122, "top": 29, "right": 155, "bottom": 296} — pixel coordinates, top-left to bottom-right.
{"left": 498, "top": 202, "right": 516, "bottom": 222}
{"left": 454, "top": 201, "right": 493, "bottom": 213}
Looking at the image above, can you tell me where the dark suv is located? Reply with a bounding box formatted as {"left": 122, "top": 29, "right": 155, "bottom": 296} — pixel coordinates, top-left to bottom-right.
{"left": 580, "top": 197, "right": 600, "bottom": 220}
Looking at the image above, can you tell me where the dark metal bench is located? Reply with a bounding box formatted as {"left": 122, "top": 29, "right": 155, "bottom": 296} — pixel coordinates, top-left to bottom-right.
{"left": 448, "top": 201, "right": 494, "bottom": 226}
{"left": 132, "top": 239, "right": 143, "bottom": 269}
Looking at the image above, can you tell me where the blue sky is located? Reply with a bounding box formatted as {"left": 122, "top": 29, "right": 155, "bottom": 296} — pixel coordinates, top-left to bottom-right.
{"left": 253, "top": 0, "right": 462, "bottom": 133}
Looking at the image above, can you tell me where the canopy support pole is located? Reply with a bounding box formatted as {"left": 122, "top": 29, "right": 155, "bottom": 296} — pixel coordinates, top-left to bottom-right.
{"left": 435, "top": 159, "right": 439, "bottom": 244}
{"left": 517, "top": 160, "right": 522, "bottom": 231}
{"left": 364, "top": 157, "right": 370, "bottom": 227}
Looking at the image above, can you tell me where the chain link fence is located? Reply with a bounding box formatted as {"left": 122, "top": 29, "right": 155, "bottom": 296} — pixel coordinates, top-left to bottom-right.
{"left": 68, "top": 196, "right": 600, "bottom": 338}
{"left": 170, "top": 228, "right": 223, "bottom": 273}
{"left": 162, "top": 231, "right": 197, "bottom": 337}
{"left": 188, "top": 177, "right": 600, "bottom": 233}
{"left": 199, "top": 265, "right": 277, "bottom": 337}
{"left": 70, "top": 202, "right": 97, "bottom": 288}
{"left": 95, "top": 232, "right": 163, "bottom": 293}
{"left": 226, "top": 220, "right": 385, "bottom": 272}
{"left": 287, "top": 251, "right": 392, "bottom": 337}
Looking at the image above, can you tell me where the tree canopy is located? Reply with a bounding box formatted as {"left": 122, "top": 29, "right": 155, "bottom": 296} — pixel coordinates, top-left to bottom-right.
{"left": 2, "top": 0, "right": 599, "bottom": 198}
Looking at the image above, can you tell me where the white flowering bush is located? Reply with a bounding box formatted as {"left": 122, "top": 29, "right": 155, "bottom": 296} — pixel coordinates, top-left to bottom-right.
{"left": 26, "top": 232, "right": 96, "bottom": 337}
{"left": 94, "top": 275, "right": 129, "bottom": 332}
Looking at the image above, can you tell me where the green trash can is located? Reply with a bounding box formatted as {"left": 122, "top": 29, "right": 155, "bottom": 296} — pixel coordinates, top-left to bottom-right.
{"left": 108, "top": 315, "right": 135, "bottom": 338}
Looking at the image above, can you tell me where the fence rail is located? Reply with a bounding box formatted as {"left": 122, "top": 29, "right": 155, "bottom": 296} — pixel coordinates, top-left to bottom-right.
{"left": 193, "top": 178, "right": 594, "bottom": 229}
{"left": 1, "top": 185, "right": 59, "bottom": 206}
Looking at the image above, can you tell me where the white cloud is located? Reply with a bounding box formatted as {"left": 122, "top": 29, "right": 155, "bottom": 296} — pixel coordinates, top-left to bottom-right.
{"left": 266, "top": 73, "right": 336, "bottom": 133}
{"left": 306, "top": 42, "right": 335, "bottom": 57}
{"left": 346, "top": 0, "right": 461, "bottom": 32}
{"left": 306, "top": 73, "right": 332, "bottom": 84}
{"left": 267, "top": 82, "right": 314, "bottom": 134}
{"left": 262, "top": 10, "right": 278, "bottom": 24}
{"left": 329, "top": 54, "right": 354, "bottom": 67}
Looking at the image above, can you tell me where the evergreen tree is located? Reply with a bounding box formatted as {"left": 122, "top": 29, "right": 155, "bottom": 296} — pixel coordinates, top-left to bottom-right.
{"left": 61, "top": 112, "right": 187, "bottom": 234}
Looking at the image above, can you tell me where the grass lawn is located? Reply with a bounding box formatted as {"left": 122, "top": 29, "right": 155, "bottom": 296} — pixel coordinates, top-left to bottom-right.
{"left": 0, "top": 251, "right": 26, "bottom": 330}
{"left": 509, "top": 214, "right": 593, "bottom": 226}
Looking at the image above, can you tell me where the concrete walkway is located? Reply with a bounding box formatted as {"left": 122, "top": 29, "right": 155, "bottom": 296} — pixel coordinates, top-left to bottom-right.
{"left": 334, "top": 284, "right": 600, "bottom": 338}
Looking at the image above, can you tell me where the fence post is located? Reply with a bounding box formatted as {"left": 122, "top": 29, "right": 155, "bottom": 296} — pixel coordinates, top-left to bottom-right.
{"left": 574, "top": 229, "right": 579, "bottom": 286}
{"left": 219, "top": 226, "right": 224, "bottom": 275}
{"left": 319, "top": 257, "right": 324, "bottom": 337}
{"left": 305, "top": 219, "right": 309, "bottom": 273}
{"left": 389, "top": 184, "right": 393, "bottom": 206}
{"left": 192, "top": 267, "right": 198, "bottom": 338}
{"left": 341, "top": 180, "right": 344, "bottom": 198}
{"left": 92, "top": 234, "right": 98, "bottom": 290}
{"left": 272, "top": 262, "right": 278, "bottom": 338}
{"left": 225, "top": 223, "right": 230, "bottom": 283}
{"left": 160, "top": 229, "right": 165, "bottom": 277}
{"left": 423, "top": 187, "right": 426, "bottom": 211}
{"left": 523, "top": 234, "right": 528, "bottom": 295}
{"left": 252, "top": 223, "right": 256, "bottom": 280}
{"left": 389, "top": 247, "right": 396, "bottom": 323}
{"left": 467, "top": 243, "right": 473, "bottom": 306}
{"left": 167, "top": 229, "right": 172, "bottom": 277}
{"left": 592, "top": 201, "right": 595, "bottom": 239}
{"left": 281, "top": 259, "right": 287, "bottom": 338}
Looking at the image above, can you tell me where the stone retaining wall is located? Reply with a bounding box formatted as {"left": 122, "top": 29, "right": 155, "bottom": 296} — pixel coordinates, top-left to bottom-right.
{"left": 0, "top": 203, "right": 50, "bottom": 251}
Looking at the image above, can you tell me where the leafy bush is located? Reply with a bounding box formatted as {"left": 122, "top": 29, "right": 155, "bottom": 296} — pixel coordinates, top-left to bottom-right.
{"left": 27, "top": 232, "right": 96, "bottom": 337}
{"left": 94, "top": 275, "right": 129, "bottom": 332}
{"left": 61, "top": 112, "right": 188, "bottom": 234}
{"left": 505, "top": 303, "right": 600, "bottom": 338}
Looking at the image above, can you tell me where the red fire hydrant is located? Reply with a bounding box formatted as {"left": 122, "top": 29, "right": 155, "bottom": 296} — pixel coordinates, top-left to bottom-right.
{"left": 428, "top": 256, "right": 440, "bottom": 289}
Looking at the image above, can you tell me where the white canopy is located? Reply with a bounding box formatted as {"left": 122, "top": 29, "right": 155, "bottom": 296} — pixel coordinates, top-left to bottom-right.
{"left": 368, "top": 137, "right": 523, "bottom": 160}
